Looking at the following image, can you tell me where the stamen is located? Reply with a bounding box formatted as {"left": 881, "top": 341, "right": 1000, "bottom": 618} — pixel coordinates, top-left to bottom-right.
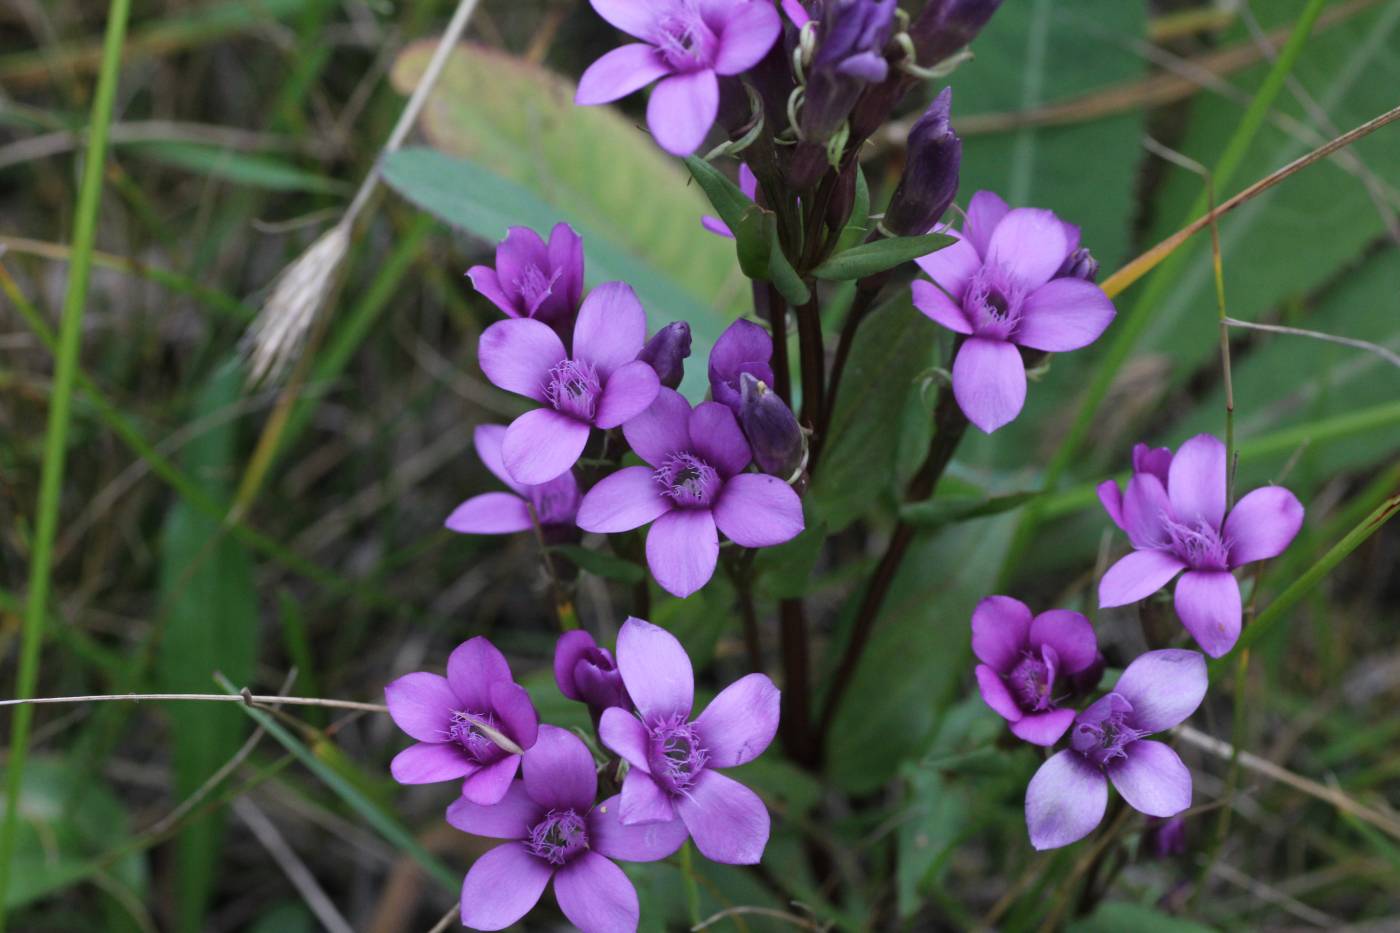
{"left": 654, "top": 452, "right": 721, "bottom": 508}
{"left": 545, "top": 359, "right": 602, "bottom": 422}
{"left": 448, "top": 709, "right": 504, "bottom": 764}
{"left": 647, "top": 714, "right": 709, "bottom": 794}
{"left": 526, "top": 809, "right": 589, "bottom": 865}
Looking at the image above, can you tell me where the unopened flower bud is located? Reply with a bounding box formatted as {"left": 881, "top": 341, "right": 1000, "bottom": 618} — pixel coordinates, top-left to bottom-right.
{"left": 884, "top": 88, "right": 961, "bottom": 237}
{"left": 739, "top": 373, "right": 805, "bottom": 479}
{"left": 638, "top": 322, "right": 692, "bottom": 390}
{"left": 554, "top": 631, "right": 630, "bottom": 717}
{"left": 799, "top": 0, "right": 898, "bottom": 146}
{"left": 908, "top": 0, "right": 1005, "bottom": 66}
{"left": 1056, "top": 247, "right": 1100, "bottom": 283}
{"left": 1146, "top": 815, "right": 1188, "bottom": 858}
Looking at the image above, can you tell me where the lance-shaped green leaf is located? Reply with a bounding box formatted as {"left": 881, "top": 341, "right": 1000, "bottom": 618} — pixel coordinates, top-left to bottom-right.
{"left": 552, "top": 544, "right": 645, "bottom": 585}
{"left": 899, "top": 490, "right": 1040, "bottom": 529}
{"left": 767, "top": 216, "right": 811, "bottom": 305}
{"left": 812, "top": 232, "right": 953, "bottom": 281}
{"left": 833, "top": 166, "right": 871, "bottom": 255}
{"left": 684, "top": 156, "right": 770, "bottom": 279}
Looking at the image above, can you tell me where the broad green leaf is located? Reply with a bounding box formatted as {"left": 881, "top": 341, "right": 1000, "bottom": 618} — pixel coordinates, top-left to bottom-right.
{"left": 552, "top": 543, "right": 645, "bottom": 585}
{"left": 1068, "top": 903, "right": 1213, "bottom": 933}
{"left": 754, "top": 513, "right": 828, "bottom": 599}
{"left": 811, "top": 232, "right": 953, "bottom": 281}
{"left": 683, "top": 156, "right": 769, "bottom": 277}
{"left": 127, "top": 141, "right": 344, "bottom": 194}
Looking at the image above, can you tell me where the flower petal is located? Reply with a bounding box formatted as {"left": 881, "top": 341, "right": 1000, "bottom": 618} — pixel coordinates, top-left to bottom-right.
{"left": 596, "top": 359, "right": 661, "bottom": 429}
{"left": 1025, "top": 749, "right": 1108, "bottom": 850}
{"left": 1107, "top": 740, "right": 1191, "bottom": 818}
{"left": 713, "top": 0, "right": 781, "bottom": 74}
{"left": 1097, "top": 479, "right": 1124, "bottom": 531}
{"left": 572, "top": 281, "right": 647, "bottom": 379}
{"left": 676, "top": 770, "right": 769, "bottom": 865}
{"left": 1016, "top": 278, "right": 1116, "bottom": 352}
{"left": 620, "top": 768, "right": 677, "bottom": 824}
{"left": 1121, "top": 472, "right": 1171, "bottom": 550}
{"left": 489, "top": 680, "right": 540, "bottom": 750}
{"left": 913, "top": 232, "right": 980, "bottom": 300}
{"left": 702, "top": 215, "right": 735, "bottom": 238}
{"left": 708, "top": 319, "right": 774, "bottom": 410}
{"left": 623, "top": 387, "right": 692, "bottom": 467}
{"left": 523, "top": 724, "right": 597, "bottom": 813}
{"left": 576, "top": 43, "right": 671, "bottom": 105}
{"left": 1167, "top": 434, "right": 1227, "bottom": 530}
{"left": 952, "top": 338, "right": 1026, "bottom": 434}
{"left": 384, "top": 672, "right": 456, "bottom": 742}
{"left": 970, "top": 595, "right": 1032, "bottom": 671}
{"left": 646, "top": 508, "right": 720, "bottom": 598}
{"left": 974, "top": 664, "right": 1021, "bottom": 722}
{"left": 1133, "top": 443, "right": 1173, "bottom": 486}
{"left": 647, "top": 69, "right": 720, "bottom": 156}
{"left": 577, "top": 466, "right": 672, "bottom": 533}
{"left": 459, "top": 843, "right": 552, "bottom": 931}
{"left": 466, "top": 265, "right": 516, "bottom": 317}
{"left": 472, "top": 424, "right": 526, "bottom": 495}
{"left": 444, "top": 492, "right": 533, "bottom": 535}
{"left": 554, "top": 630, "right": 598, "bottom": 702}
{"left": 390, "top": 742, "right": 476, "bottom": 784}
{"left": 589, "top": 0, "right": 659, "bottom": 38}
{"left": 962, "top": 190, "right": 1009, "bottom": 258}
{"left": 553, "top": 851, "right": 640, "bottom": 933}
{"left": 1173, "top": 570, "right": 1241, "bottom": 658}
{"left": 912, "top": 279, "right": 974, "bottom": 334}
{"left": 447, "top": 636, "right": 513, "bottom": 711}
{"left": 1113, "top": 648, "right": 1207, "bottom": 733}
{"left": 589, "top": 795, "right": 688, "bottom": 861}
{"left": 617, "top": 616, "right": 694, "bottom": 721}
{"left": 502, "top": 408, "right": 591, "bottom": 485}
{"left": 688, "top": 402, "right": 751, "bottom": 477}
{"left": 599, "top": 707, "right": 651, "bottom": 772}
{"left": 548, "top": 222, "right": 584, "bottom": 311}
{"left": 1224, "top": 486, "right": 1304, "bottom": 568}
{"left": 712, "top": 474, "right": 803, "bottom": 548}
{"left": 446, "top": 781, "right": 542, "bottom": 840}
{"left": 461, "top": 755, "right": 521, "bottom": 806}
{"left": 1009, "top": 709, "right": 1076, "bottom": 747}
{"left": 1028, "top": 610, "right": 1097, "bottom": 674}
{"left": 985, "top": 208, "right": 1070, "bottom": 291}
{"left": 478, "top": 318, "right": 566, "bottom": 402}
{"left": 694, "top": 673, "right": 780, "bottom": 768}
{"left": 1097, "top": 549, "right": 1185, "bottom": 608}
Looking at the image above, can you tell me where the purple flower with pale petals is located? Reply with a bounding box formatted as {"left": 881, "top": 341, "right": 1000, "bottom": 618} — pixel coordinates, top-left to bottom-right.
{"left": 479, "top": 281, "right": 661, "bottom": 485}
{"left": 912, "top": 190, "right": 1117, "bottom": 433}
{"left": 971, "top": 596, "right": 1099, "bottom": 747}
{"left": 384, "top": 637, "right": 539, "bottom": 805}
{"left": 448, "top": 724, "right": 687, "bottom": 932}
{"left": 445, "top": 425, "right": 581, "bottom": 536}
{"left": 1025, "top": 648, "right": 1207, "bottom": 850}
{"left": 466, "top": 224, "right": 583, "bottom": 331}
{"left": 575, "top": 0, "right": 783, "bottom": 156}
{"left": 708, "top": 317, "right": 775, "bottom": 412}
{"left": 577, "top": 389, "right": 803, "bottom": 597}
{"left": 1097, "top": 434, "right": 1305, "bottom": 658}
{"left": 554, "top": 630, "right": 631, "bottom": 717}
{"left": 599, "top": 618, "right": 779, "bottom": 863}
{"left": 702, "top": 164, "right": 759, "bottom": 237}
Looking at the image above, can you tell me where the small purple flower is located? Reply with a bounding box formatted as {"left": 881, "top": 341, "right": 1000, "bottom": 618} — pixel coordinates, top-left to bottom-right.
{"left": 384, "top": 637, "right": 540, "bottom": 805}
{"left": 466, "top": 224, "right": 583, "bottom": 332}
{"left": 479, "top": 281, "right": 661, "bottom": 485}
{"left": 577, "top": 389, "right": 803, "bottom": 597}
{"left": 599, "top": 618, "right": 780, "bottom": 864}
{"left": 708, "top": 317, "right": 775, "bottom": 412}
{"left": 912, "top": 190, "right": 1117, "bottom": 433}
{"left": 445, "top": 425, "right": 581, "bottom": 535}
{"left": 1025, "top": 648, "right": 1207, "bottom": 850}
{"left": 554, "top": 630, "right": 632, "bottom": 716}
{"left": 448, "top": 724, "right": 687, "bottom": 932}
{"left": 702, "top": 164, "right": 759, "bottom": 238}
{"left": 971, "top": 596, "right": 1099, "bottom": 747}
{"left": 1096, "top": 434, "right": 1305, "bottom": 658}
{"left": 576, "top": 0, "right": 783, "bottom": 156}
{"left": 799, "top": 0, "right": 899, "bottom": 144}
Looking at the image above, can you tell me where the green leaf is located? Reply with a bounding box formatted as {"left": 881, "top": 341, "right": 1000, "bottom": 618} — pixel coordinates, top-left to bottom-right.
{"left": 684, "top": 157, "right": 770, "bottom": 278}
{"left": 834, "top": 165, "right": 871, "bottom": 255}
{"left": 767, "top": 216, "right": 811, "bottom": 305}
{"left": 1068, "top": 903, "right": 1213, "bottom": 933}
{"left": 552, "top": 544, "right": 645, "bottom": 584}
{"left": 127, "top": 141, "right": 344, "bottom": 194}
{"left": 899, "top": 491, "right": 1039, "bottom": 529}
{"left": 754, "top": 516, "right": 828, "bottom": 599}
{"left": 811, "top": 232, "right": 953, "bottom": 281}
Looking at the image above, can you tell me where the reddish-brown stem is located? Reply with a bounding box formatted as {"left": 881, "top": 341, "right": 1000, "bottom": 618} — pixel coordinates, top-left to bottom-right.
{"left": 778, "top": 597, "right": 817, "bottom": 767}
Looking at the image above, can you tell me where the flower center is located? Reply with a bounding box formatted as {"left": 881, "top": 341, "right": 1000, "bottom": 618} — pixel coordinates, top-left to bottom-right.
{"left": 1070, "top": 695, "right": 1143, "bottom": 767}
{"left": 965, "top": 267, "right": 1025, "bottom": 340}
{"left": 1007, "top": 646, "right": 1058, "bottom": 712}
{"left": 526, "top": 809, "right": 589, "bottom": 865}
{"left": 653, "top": 4, "right": 718, "bottom": 71}
{"left": 647, "top": 714, "right": 708, "bottom": 794}
{"left": 1162, "top": 515, "right": 1230, "bottom": 571}
{"left": 545, "top": 359, "right": 601, "bottom": 422}
{"left": 449, "top": 710, "right": 504, "bottom": 764}
{"left": 654, "top": 452, "right": 721, "bottom": 508}
{"left": 514, "top": 263, "right": 561, "bottom": 316}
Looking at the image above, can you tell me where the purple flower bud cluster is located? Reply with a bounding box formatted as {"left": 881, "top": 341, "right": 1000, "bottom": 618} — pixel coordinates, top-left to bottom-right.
{"left": 385, "top": 621, "right": 779, "bottom": 932}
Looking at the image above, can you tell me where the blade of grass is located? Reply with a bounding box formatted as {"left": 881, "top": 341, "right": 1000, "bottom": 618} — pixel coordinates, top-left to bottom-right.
{"left": 0, "top": 0, "right": 132, "bottom": 926}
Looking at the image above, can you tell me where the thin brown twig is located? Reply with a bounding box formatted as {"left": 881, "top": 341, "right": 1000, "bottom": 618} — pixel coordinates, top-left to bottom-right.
{"left": 0, "top": 692, "right": 387, "bottom": 712}
{"left": 1223, "top": 317, "right": 1400, "bottom": 369}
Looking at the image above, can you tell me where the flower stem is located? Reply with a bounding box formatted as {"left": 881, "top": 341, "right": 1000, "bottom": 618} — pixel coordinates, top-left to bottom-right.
{"left": 779, "top": 598, "right": 817, "bottom": 767}
{"left": 760, "top": 282, "right": 793, "bottom": 404}
{"left": 795, "top": 295, "right": 826, "bottom": 431}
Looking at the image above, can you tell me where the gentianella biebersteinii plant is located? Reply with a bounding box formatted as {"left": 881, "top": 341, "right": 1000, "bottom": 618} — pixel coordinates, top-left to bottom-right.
{"left": 379, "top": 0, "right": 1320, "bottom": 928}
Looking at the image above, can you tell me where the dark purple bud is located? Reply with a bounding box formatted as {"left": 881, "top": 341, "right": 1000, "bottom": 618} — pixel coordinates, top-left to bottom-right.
{"left": 638, "top": 322, "right": 692, "bottom": 390}
{"left": 1056, "top": 247, "right": 1100, "bottom": 283}
{"left": 799, "top": 0, "right": 899, "bottom": 145}
{"left": 1068, "top": 651, "right": 1105, "bottom": 697}
{"left": 739, "top": 373, "right": 806, "bottom": 479}
{"left": 884, "top": 88, "right": 962, "bottom": 236}
{"left": 1146, "top": 816, "right": 1188, "bottom": 858}
{"left": 554, "top": 631, "right": 630, "bottom": 715}
{"left": 908, "top": 0, "right": 1005, "bottom": 66}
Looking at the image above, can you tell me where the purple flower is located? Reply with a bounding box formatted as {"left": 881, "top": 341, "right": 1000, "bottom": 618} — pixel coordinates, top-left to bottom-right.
{"left": 702, "top": 164, "right": 759, "bottom": 238}
{"left": 466, "top": 224, "right": 583, "bottom": 331}
{"left": 1096, "top": 434, "right": 1305, "bottom": 658}
{"left": 575, "top": 0, "right": 783, "bottom": 156}
{"left": 800, "top": 0, "right": 898, "bottom": 143}
{"left": 445, "top": 425, "right": 581, "bottom": 535}
{"left": 912, "top": 191, "right": 1117, "bottom": 433}
{"left": 479, "top": 281, "right": 661, "bottom": 485}
{"left": 554, "top": 630, "right": 632, "bottom": 715}
{"left": 971, "top": 596, "right": 1099, "bottom": 747}
{"left": 384, "top": 637, "right": 540, "bottom": 805}
{"left": 599, "top": 618, "right": 779, "bottom": 863}
{"left": 638, "top": 321, "right": 693, "bottom": 389}
{"left": 577, "top": 389, "right": 803, "bottom": 597}
{"left": 448, "top": 724, "right": 687, "bottom": 932}
{"left": 708, "top": 318, "right": 775, "bottom": 411}
{"left": 1025, "top": 649, "right": 1207, "bottom": 850}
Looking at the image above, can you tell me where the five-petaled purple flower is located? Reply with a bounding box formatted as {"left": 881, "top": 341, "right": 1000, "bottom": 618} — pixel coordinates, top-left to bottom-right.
{"left": 467, "top": 223, "right": 583, "bottom": 333}
{"left": 448, "top": 724, "right": 688, "bottom": 932}
{"left": 384, "top": 637, "right": 539, "bottom": 805}
{"left": 577, "top": 389, "right": 803, "bottom": 597}
{"left": 971, "top": 596, "right": 1099, "bottom": 747}
{"left": 702, "top": 164, "right": 758, "bottom": 237}
{"left": 599, "top": 618, "right": 779, "bottom": 863}
{"left": 1097, "top": 434, "right": 1305, "bottom": 658}
{"left": 1025, "top": 648, "right": 1207, "bottom": 850}
{"left": 445, "top": 425, "right": 581, "bottom": 536}
{"left": 576, "top": 0, "right": 782, "bottom": 156}
{"left": 554, "top": 629, "right": 632, "bottom": 717}
{"left": 479, "top": 281, "right": 661, "bottom": 485}
{"left": 708, "top": 317, "right": 775, "bottom": 412}
{"left": 912, "top": 190, "right": 1117, "bottom": 433}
